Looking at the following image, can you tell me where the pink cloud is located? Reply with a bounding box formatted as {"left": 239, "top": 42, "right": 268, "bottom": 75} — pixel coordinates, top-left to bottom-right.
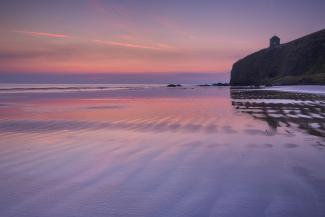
{"left": 13, "top": 30, "right": 72, "bottom": 39}
{"left": 11, "top": 29, "right": 174, "bottom": 51}
{"left": 93, "top": 39, "right": 173, "bottom": 50}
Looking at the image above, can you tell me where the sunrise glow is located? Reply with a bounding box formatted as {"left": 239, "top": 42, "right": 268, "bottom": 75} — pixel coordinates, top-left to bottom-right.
{"left": 0, "top": 0, "right": 324, "bottom": 80}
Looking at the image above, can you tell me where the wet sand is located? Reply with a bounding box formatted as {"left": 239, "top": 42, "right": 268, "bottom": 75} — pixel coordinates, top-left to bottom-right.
{"left": 0, "top": 86, "right": 324, "bottom": 217}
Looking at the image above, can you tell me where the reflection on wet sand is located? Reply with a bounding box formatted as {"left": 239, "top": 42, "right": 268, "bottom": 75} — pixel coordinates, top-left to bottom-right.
{"left": 1, "top": 87, "right": 325, "bottom": 217}
{"left": 0, "top": 119, "right": 219, "bottom": 134}
{"left": 231, "top": 89, "right": 325, "bottom": 138}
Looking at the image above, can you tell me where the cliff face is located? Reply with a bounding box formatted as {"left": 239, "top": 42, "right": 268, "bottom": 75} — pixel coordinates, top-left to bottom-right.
{"left": 230, "top": 29, "right": 325, "bottom": 85}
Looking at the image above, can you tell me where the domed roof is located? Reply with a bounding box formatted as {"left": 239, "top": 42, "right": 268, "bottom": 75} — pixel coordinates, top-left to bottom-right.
{"left": 270, "top": 35, "right": 280, "bottom": 40}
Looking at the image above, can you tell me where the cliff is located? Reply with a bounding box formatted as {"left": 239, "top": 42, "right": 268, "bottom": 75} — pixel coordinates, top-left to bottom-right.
{"left": 230, "top": 29, "right": 325, "bottom": 85}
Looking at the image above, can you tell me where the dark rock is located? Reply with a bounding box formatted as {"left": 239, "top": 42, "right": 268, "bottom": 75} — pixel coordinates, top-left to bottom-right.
{"left": 230, "top": 29, "right": 325, "bottom": 86}
{"left": 212, "top": 83, "right": 230, "bottom": 86}
{"left": 167, "top": 84, "right": 182, "bottom": 87}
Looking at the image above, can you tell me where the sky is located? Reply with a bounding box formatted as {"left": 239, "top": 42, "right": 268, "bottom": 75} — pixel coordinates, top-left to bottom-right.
{"left": 0, "top": 0, "right": 324, "bottom": 83}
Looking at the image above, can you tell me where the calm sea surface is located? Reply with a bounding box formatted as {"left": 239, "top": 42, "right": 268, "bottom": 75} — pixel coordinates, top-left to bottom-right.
{"left": 0, "top": 85, "right": 324, "bottom": 217}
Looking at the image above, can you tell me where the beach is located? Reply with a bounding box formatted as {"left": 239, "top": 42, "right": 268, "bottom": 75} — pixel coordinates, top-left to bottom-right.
{"left": 0, "top": 85, "right": 324, "bottom": 217}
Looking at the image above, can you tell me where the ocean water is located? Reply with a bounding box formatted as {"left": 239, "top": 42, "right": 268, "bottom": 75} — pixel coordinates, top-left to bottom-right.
{"left": 0, "top": 84, "right": 324, "bottom": 217}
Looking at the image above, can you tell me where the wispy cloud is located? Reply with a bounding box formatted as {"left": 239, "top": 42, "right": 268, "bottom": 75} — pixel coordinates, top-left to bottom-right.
{"left": 93, "top": 39, "right": 173, "bottom": 50}
{"left": 11, "top": 30, "right": 174, "bottom": 51}
{"left": 13, "top": 30, "right": 72, "bottom": 39}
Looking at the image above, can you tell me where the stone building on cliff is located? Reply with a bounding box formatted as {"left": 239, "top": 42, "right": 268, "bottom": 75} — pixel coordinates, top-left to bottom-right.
{"left": 270, "top": 35, "right": 280, "bottom": 48}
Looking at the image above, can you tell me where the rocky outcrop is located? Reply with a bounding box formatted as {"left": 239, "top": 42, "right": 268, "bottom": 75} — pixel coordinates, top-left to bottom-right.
{"left": 230, "top": 29, "right": 325, "bottom": 85}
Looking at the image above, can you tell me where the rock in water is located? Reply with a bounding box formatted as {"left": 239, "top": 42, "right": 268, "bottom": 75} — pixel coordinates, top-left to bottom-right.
{"left": 167, "top": 84, "right": 182, "bottom": 87}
